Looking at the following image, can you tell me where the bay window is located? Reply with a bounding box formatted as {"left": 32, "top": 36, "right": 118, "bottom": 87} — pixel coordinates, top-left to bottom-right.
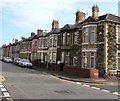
{"left": 83, "top": 28, "right": 88, "bottom": 43}
{"left": 63, "top": 33, "right": 66, "bottom": 45}
{"left": 49, "top": 36, "right": 52, "bottom": 47}
{"left": 90, "top": 52, "right": 95, "bottom": 69}
{"left": 82, "top": 52, "right": 87, "bottom": 68}
{"left": 52, "top": 52, "right": 56, "bottom": 63}
{"left": 118, "top": 25, "right": 120, "bottom": 43}
{"left": 66, "top": 33, "right": 70, "bottom": 45}
{"left": 65, "top": 52, "right": 70, "bottom": 65}
{"left": 53, "top": 35, "right": 57, "bottom": 47}
{"left": 74, "top": 32, "right": 77, "bottom": 44}
{"left": 118, "top": 53, "right": 120, "bottom": 70}
{"left": 90, "top": 27, "right": 96, "bottom": 44}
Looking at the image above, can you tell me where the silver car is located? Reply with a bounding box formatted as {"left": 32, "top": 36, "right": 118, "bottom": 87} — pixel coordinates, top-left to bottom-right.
{"left": 5, "top": 57, "right": 13, "bottom": 63}
{"left": 18, "top": 59, "right": 33, "bottom": 68}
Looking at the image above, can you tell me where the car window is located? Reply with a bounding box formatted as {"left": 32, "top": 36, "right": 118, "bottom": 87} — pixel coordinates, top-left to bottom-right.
{"left": 21, "top": 59, "right": 30, "bottom": 62}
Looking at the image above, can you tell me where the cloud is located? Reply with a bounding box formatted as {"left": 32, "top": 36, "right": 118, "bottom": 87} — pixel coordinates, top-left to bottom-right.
{"left": 1, "top": 0, "right": 81, "bottom": 31}
{"left": 1, "top": 0, "right": 118, "bottom": 31}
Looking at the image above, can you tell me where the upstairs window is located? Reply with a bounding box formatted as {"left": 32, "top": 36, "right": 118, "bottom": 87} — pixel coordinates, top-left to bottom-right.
{"left": 53, "top": 36, "right": 57, "bottom": 47}
{"left": 49, "top": 36, "right": 52, "bottom": 47}
{"left": 83, "top": 28, "right": 88, "bottom": 43}
{"left": 44, "top": 38, "right": 46, "bottom": 47}
{"left": 90, "top": 27, "right": 96, "bottom": 44}
{"left": 74, "top": 32, "right": 77, "bottom": 44}
{"left": 63, "top": 33, "right": 66, "bottom": 45}
{"left": 39, "top": 38, "right": 42, "bottom": 47}
{"left": 66, "top": 33, "right": 70, "bottom": 45}
{"left": 118, "top": 25, "right": 120, "bottom": 43}
{"left": 41, "top": 39, "right": 44, "bottom": 48}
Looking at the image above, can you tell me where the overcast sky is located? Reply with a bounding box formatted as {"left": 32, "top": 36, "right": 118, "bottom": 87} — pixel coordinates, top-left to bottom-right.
{"left": 0, "top": 0, "right": 119, "bottom": 46}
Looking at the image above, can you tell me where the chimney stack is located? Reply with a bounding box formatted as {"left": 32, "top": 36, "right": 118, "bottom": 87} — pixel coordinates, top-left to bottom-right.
{"left": 92, "top": 5, "right": 99, "bottom": 18}
{"left": 31, "top": 32, "right": 35, "bottom": 38}
{"left": 37, "top": 29, "right": 43, "bottom": 35}
{"left": 52, "top": 20, "right": 59, "bottom": 30}
{"left": 75, "top": 11, "right": 85, "bottom": 24}
{"left": 15, "top": 39, "right": 18, "bottom": 43}
{"left": 21, "top": 37, "right": 26, "bottom": 41}
{"left": 9, "top": 43, "right": 12, "bottom": 45}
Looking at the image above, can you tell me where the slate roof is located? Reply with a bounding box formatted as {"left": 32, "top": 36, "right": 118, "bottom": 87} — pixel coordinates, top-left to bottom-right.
{"left": 97, "top": 13, "right": 120, "bottom": 23}
{"left": 61, "top": 24, "right": 74, "bottom": 31}
{"left": 73, "top": 13, "right": 120, "bottom": 29}
{"left": 49, "top": 28, "right": 61, "bottom": 34}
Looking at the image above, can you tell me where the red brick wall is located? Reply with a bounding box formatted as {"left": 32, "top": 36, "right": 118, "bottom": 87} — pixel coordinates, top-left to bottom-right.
{"left": 90, "top": 69, "right": 99, "bottom": 78}
{"left": 63, "top": 66, "right": 99, "bottom": 78}
{"left": 48, "top": 63, "right": 61, "bottom": 72}
{"left": 32, "top": 62, "right": 99, "bottom": 78}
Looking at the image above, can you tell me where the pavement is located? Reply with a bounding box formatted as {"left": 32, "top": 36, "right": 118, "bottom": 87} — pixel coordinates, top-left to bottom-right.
{"left": 33, "top": 66, "right": 119, "bottom": 86}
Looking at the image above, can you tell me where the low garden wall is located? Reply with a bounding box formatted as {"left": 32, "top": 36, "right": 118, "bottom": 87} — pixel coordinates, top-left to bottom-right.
{"left": 63, "top": 66, "right": 99, "bottom": 78}
{"left": 32, "top": 60, "right": 99, "bottom": 78}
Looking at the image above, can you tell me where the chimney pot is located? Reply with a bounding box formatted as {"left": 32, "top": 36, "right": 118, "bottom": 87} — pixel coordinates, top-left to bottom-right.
{"left": 21, "top": 37, "right": 26, "bottom": 40}
{"left": 37, "top": 29, "right": 43, "bottom": 35}
{"left": 15, "top": 39, "right": 18, "bottom": 43}
{"left": 31, "top": 32, "right": 35, "bottom": 38}
{"left": 92, "top": 5, "right": 99, "bottom": 18}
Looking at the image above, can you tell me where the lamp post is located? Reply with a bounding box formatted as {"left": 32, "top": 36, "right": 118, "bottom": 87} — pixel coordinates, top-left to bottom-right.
{"left": 41, "top": 29, "right": 49, "bottom": 69}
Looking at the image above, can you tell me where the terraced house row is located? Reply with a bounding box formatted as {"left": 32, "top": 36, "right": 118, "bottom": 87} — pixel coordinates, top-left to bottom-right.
{"left": 1, "top": 5, "right": 120, "bottom": 78}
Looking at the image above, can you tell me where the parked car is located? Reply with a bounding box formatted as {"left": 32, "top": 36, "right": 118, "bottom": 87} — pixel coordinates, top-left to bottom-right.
{"left": 18, "top": 59, "right": 33, "bottom": 68}
{"left": 4, "top": 57, "right": 13, "bottom": 63}
{"left": 0, "top": 56, "right": 3, "bottom": 61}
{"left": 13, "top": 58, "right": 21, "bottom": 65}
{"left": 2, "top": 57, "right": 7, "bottom": 62}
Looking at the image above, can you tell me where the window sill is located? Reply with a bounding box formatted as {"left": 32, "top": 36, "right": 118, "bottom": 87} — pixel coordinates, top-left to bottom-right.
{"left": 82, "top": 43, "right": 89, "bottom": 45}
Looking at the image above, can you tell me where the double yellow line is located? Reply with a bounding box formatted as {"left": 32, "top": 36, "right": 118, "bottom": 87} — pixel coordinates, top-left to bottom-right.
{"left": 47, "top": 73, "right": 120, "bottom": 86}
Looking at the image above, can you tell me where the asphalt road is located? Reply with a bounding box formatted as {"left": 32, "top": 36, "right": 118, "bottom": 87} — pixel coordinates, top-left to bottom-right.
{"left": 1, "top": 61, "right": 119, "bottom": 100}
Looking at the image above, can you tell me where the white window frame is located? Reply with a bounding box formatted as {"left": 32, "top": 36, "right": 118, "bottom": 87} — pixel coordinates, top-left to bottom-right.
{"left": 45, "top": 54, "right": 48, "bottom": 62}
{"left": 66, "top": 33, "right": 70, "bottom": 45}
{"left": 90, "top": 52, "right": 95, "bottom": 69}
{"left": 63, "top": 33, "right": 66, "bottom": 45}
{"left": 65, "top": 52, "right": 70, "bottom": 65}
{"left": 118, "top": 25, "right": 120, "bottom": 43}
{"left": 118, "top": 53, "right": 120, "bottom": 70}
{"left": 82, "top": 52, "right": 87, "bottom": 68}
{"left": 49, "top": 52, "right": 52, "bottom": 63}
{"left": 53, "top": 35, "right": 57, "bottom": 47}
{"left": 50, "top": 36, "right": 53, "bottom": 47}
{"left": 74, "top": 32, "right": 77, "bottom": 44}
{"left": 83, "top": 28, "right": 88, "bottom": 44}
{"left": 52, "top": 52, "right": 56, "bottom": 63}
{"left": 90, "top": 27, "right": 96, "bottom": 44}
{"left": 73, "top": 56, "right": 77, "bottom": 66}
